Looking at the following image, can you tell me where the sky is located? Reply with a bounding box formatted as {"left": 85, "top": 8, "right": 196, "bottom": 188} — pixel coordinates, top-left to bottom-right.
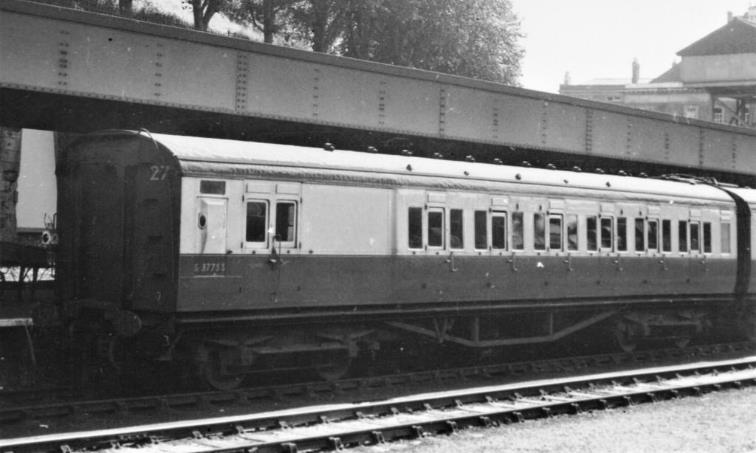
{"left": 511, "top": 0, "right": 754, "bottom": 93}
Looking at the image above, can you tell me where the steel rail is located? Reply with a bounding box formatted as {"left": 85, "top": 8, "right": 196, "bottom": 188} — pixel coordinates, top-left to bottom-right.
{"left": 1, "top": 341, "right": 752, "bottom": 431}
{"left": 2, "top": 355, "right": 756, "bottom": 452}
{"left": 1, "top": 340, "right": 753, "bottom": 432}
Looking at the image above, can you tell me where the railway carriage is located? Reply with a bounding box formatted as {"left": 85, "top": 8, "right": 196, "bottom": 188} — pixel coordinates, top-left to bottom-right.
{"left": 57, "top": 131, "right": 754, "bottom": 388}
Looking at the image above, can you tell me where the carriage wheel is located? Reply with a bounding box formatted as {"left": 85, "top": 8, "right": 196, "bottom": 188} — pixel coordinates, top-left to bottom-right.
{"left": 740, "top": 307, "right": 756, "bottom": 342}
{"left": 198, "top": 345, "right": 244, "bottom": 391}
{"left": 314, "top": 350, "right": 352, "bottom": 381}
{"left": 673, "top": 336, "right": 691, "bottom": 349}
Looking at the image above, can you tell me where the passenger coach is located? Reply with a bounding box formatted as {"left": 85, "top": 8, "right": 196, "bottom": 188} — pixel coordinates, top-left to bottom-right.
{"left": 57, "top": 131, "right": 754, "bottom": 389}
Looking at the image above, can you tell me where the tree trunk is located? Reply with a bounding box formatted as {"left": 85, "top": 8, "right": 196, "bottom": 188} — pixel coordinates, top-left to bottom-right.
{"left": 118, "top": 0, "right": 133, "bottom": 15}
{"left": 310, "top": 0, "right": 330, "bottom": 52}
{"left": 263, "top": 0, "right": 274, "bottom": 43}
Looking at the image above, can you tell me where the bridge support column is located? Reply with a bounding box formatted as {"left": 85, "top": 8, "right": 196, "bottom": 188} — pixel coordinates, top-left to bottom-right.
{"left": 0, "top": 127, "right": 21, "bottom": 243}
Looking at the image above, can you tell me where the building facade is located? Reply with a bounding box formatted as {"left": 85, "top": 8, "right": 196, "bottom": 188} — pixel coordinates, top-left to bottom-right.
{"left": 560, "top": 8, "right": 756, "bottom": 128}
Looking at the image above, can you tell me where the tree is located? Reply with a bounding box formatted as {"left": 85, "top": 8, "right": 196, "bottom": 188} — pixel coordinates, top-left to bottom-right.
{"left": 226, "top": 0, "right": 298, "bottom": 44}
{"left": 186, "top": 0, "right": 226, "bottom": 31}
{"left": 289, "top": 0, "right": 348, "bottom": 53}
{"left": 337, "top": 0, "right": 523, "bottom": 84}
{"left": 119, "top": 0, "right": 133, "bottom": 15}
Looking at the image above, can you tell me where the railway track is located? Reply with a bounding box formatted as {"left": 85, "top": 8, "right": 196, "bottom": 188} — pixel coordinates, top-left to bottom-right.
{"left": 2, "top": 355, "right": 755, "bottom": 452}
{"left": 0, "top": 341, "right": 753, "bottom": 440}
{"left": 1, "top": 341, "right": 752, "bottom": 430}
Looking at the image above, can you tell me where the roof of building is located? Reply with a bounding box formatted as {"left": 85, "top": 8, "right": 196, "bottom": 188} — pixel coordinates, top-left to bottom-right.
{"left": 678, "top": 18, "right": 756, "bottom": 56}
{"left": 651, "top": 63, "right": 682, "bottom": 83}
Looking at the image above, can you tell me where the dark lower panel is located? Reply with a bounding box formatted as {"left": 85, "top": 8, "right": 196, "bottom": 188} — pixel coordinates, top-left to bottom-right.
{"left": 173, "top": 254, "right": 738, "bottom": 314}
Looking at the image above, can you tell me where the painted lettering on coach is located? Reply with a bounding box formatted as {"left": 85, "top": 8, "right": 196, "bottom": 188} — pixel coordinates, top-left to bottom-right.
{"left": 192, "top": 258, "right": 227, "bottom": 276}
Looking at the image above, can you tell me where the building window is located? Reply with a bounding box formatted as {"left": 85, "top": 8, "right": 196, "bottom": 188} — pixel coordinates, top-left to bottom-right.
{"left": 684, "top": 105, "right": 699, "bottom": 119}
{"left": 713, "top": 107, "right": 724, "bottom": 124}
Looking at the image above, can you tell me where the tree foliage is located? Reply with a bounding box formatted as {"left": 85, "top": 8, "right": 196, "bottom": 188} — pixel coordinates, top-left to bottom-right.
{"left": 214, "top": 0, "right": 522, "bottom": 83}
{"left": 38, "top": 0, "right": 523, "bottom": 84}
{"left": 336, "top": 0, "right": 523, "bottom": 84}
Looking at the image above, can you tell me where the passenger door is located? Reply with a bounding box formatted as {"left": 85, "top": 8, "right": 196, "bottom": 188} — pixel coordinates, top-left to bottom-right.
{"left": 196, "top": 197, "right": 228, "bottom": 254}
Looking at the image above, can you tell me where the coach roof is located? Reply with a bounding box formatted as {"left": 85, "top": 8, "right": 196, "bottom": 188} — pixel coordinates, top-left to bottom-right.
{"left": 85, "top": 131, "right": 735, "bottom": 203}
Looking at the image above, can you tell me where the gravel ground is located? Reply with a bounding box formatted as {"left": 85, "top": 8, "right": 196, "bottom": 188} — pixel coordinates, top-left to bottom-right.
{"left": 355, "top": 387, "right": 756, "bottom": 453}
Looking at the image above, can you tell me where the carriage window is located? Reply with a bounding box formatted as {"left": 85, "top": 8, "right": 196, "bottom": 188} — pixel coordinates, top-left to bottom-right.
{"left": 587, "top": 216, "right": 598, "bottom": 251}
{"left": 275, "top": 202, "right": 297, "bottom": 243}
{"left": 474, "top": 210, "right": 487, "bottom": 249}
{"left": 200, "top": 180, "right": 225, "bottom": 195}
{"left": 492, "top": 212, "right": 507, "bottom": 250}
{"left": 600, "top": 217, "right": 613, "bottom": 250}
{"left": 534, "top": 213, "right": 546, "bottom": 250}
{"left": 566, "top": 214, "right": 578, "bottom": 251}
{"left": 408, "top": 207, "right": 423, "bottom": 249}
{"left": 428, "top": 209, "right": 444, "bottom": 248}
{"left": 512, "top": 212, "right": 524, "bottom": 250}
{"left": 245, "top": 201, "right": 268, "bottom": 243}
{"left": 647, "top": 219, "right": 658, "bottom": 250}
{"left": 703, "top": 222, "right": 712, "bottom": 253}
{"left": 617, "top": 217, "right": 627, "bottom": 251}
{"left": 679, "top": 220, "right": 688, "bottom": 252}
{"left": 690, "top": 222, "right": 700, "bottom": 252}
{"left": 549, "top": 215, "right": 562, "bottom": 251}
{"left": 450, "top": 209, "right": 464, "bottom": 249}
{"left": 662, "top": 220, "right": 671, "bottom": 252}
{"left": 635, "top": 218, "right": 645, "bottom": 251}
{"left": 721, "top": 222, "right": 731, "bottom": 253}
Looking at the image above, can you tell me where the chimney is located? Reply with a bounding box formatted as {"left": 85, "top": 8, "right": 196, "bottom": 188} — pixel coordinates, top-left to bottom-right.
{"left": 727, "top": 11, "right": 733, "bottom": 22}
{"left": 563, "top": 71, "right": 571, "bottom": 86}
{"left": 747, "top": 6, "right": 756, "bottom": 23}
{"left": 631, "top": 58, "right": 640, "bottom": 84}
